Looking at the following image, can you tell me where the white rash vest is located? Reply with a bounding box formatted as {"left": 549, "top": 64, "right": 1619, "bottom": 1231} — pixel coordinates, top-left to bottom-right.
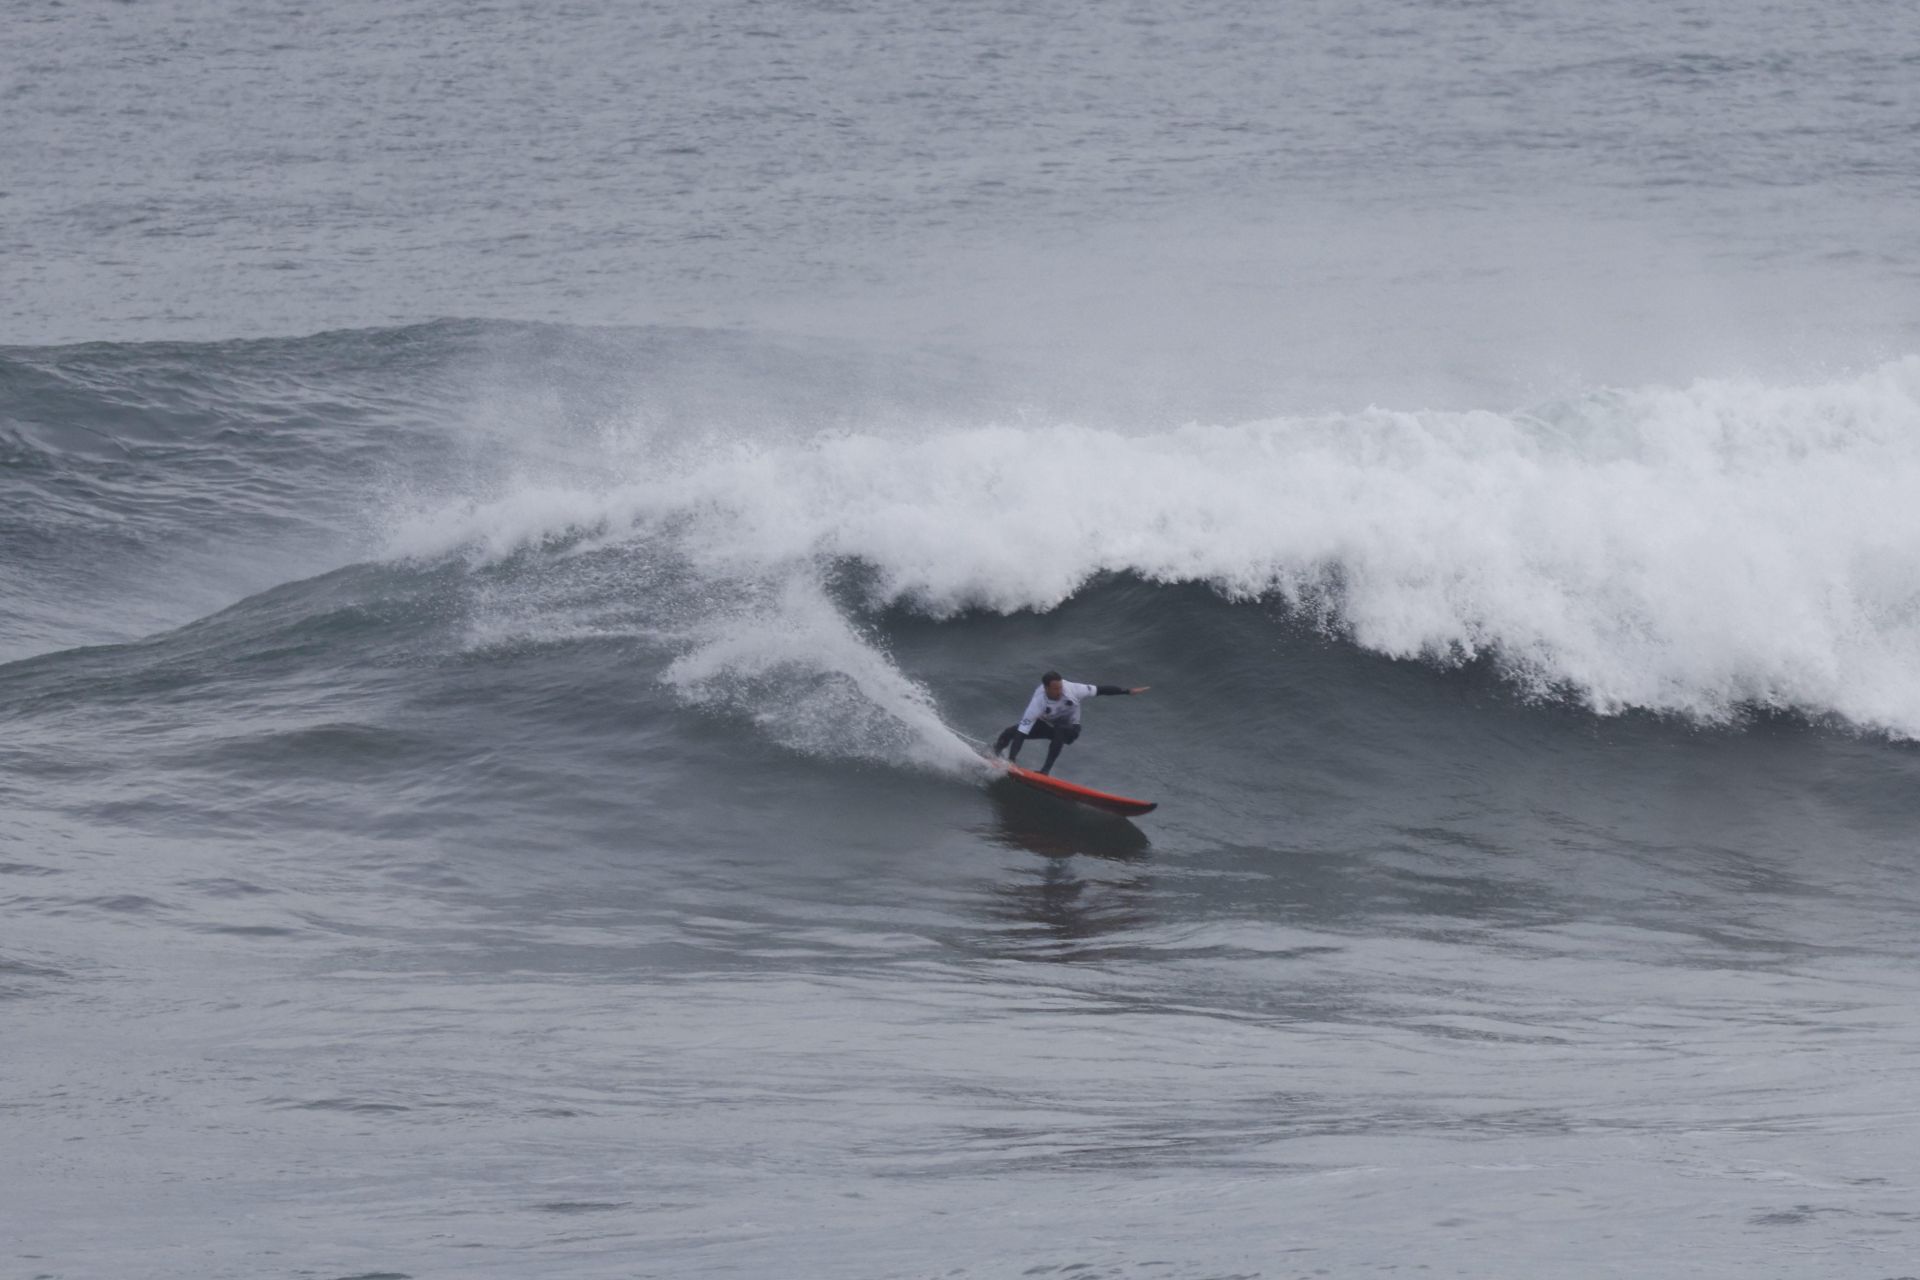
{"left": 1016, "top": 681, "right": 1103, "bottom": 735}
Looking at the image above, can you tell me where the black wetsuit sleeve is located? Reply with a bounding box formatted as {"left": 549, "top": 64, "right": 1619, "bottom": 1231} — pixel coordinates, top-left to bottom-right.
{"left": 1095, "top": 685, "right": 1130, "bottom": 696}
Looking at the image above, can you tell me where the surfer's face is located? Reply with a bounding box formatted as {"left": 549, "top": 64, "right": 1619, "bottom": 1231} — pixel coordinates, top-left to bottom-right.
{"left": 1044, "top": 679, "right": 1063, "bottom": 699}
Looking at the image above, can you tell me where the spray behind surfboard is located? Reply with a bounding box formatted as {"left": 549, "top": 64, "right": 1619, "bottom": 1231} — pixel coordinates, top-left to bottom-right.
{"left": 661, "top": 575, "right": 986, "bottom": 775}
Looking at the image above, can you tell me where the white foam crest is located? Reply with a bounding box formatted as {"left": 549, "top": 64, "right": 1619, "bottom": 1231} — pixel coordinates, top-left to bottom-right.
{"left": 394, "top": 357, "right": 1920, "bottom": 735}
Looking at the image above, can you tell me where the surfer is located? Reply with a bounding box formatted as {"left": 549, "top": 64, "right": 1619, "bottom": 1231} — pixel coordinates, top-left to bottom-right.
{"left": 991, "top": 671, "right": 1149, "bottom": 775}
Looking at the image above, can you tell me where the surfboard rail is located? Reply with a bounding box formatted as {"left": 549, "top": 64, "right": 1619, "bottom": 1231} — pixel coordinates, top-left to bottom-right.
{"left": 983, "top": 754, "right": 1158, "bottom": 816}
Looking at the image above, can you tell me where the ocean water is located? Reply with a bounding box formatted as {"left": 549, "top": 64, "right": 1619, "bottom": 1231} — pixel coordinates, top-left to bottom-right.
{"left": 7, "top": 3, "right": 1920, "bottom": 1277}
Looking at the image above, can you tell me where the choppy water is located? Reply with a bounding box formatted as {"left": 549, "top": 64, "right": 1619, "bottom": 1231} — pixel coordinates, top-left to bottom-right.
{"left": 7, "top": 3, "right": 1920, "bottom": 1278}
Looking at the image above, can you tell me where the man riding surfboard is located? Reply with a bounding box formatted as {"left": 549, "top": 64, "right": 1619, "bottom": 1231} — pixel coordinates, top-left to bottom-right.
{"left": 991, "top": 670, "right": 1149, "bottom": 775}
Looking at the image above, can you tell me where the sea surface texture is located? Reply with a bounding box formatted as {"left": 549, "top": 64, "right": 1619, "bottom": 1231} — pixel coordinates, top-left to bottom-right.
{"left": 7, "top": 2, "right": 1920, "bottom": 1277}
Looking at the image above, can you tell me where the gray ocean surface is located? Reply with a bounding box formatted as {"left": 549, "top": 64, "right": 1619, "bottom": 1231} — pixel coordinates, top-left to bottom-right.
{"left": 7, "top": 2, "right": 1920, "bottom": 1277}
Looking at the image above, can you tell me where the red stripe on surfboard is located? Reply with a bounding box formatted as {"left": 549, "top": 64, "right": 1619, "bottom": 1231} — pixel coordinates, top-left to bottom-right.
{"left": 987, "top": 757, "right": 1157, "bottom": 816}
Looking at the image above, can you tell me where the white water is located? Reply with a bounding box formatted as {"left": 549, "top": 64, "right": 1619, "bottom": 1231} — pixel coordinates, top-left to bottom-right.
{"left": 393, "top": 356, "right": 1920, "bottom": 735}
{"left": 662, "top": 574, "right": 986, "bottom": 774}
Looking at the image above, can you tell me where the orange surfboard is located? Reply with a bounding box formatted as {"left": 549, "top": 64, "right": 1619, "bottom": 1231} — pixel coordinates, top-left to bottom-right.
{"left": 985, "top": 755, "right": 1158, "bottom": 817}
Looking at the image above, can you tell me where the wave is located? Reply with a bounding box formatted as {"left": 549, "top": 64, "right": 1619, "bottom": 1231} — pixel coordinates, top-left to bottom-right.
{"left": 12, "top": 324, "right": 1920, "bottom": 760}
{"left": 387, "top": 355, "right": 1920, "bottom": 737}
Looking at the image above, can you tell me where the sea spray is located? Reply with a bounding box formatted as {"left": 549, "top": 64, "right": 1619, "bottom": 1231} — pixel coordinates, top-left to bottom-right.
{"left": 662, "top": 575, "right": 985, "bottom": 774}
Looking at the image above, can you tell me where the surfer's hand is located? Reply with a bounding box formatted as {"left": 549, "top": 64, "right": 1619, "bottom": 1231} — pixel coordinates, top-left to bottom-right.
{"left": 1129, "top": 686, "right": 1150, "bottom": 694}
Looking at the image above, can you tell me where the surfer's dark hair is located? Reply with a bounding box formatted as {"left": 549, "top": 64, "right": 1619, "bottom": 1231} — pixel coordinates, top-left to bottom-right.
{"left": 1041, "top": 670, "right": 1062, "bottom": 684}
